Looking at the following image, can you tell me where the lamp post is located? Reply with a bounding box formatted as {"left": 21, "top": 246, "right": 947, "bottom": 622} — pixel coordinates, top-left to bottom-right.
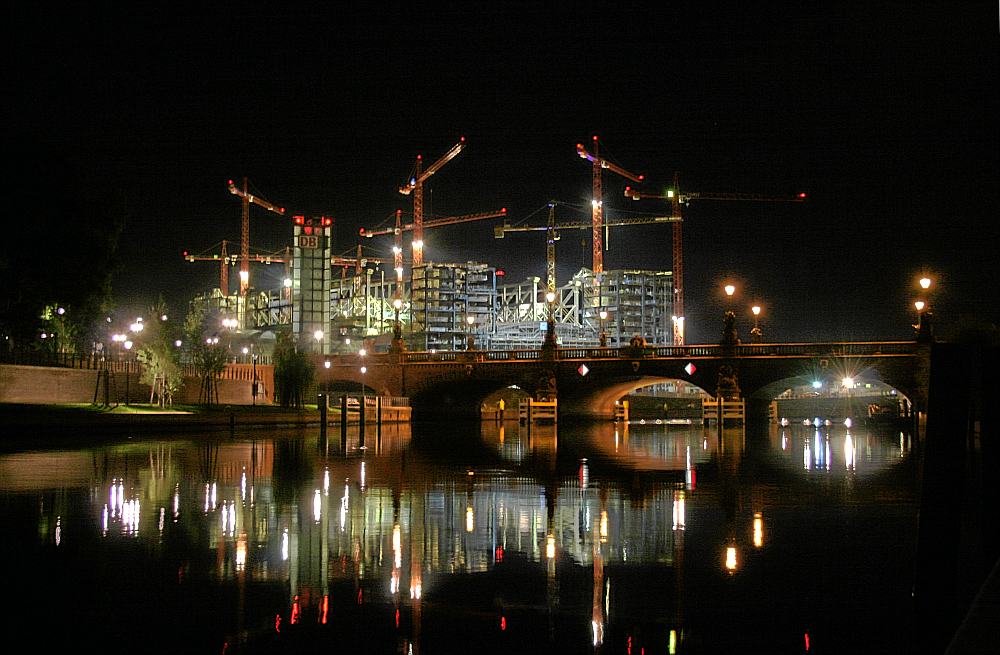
{"left": 750, "top": 305, "right": 762, "bottom": 343}
{"left": 243, "top": 344, "right": 258, "bottom": 406}
{"left": 314, "top": 329, "right": 324, "bottom": 355}
{"left": 392, "top": 297, "right": 404, "bottom": 352}
{"left": 466, "top": 315, "right": 476, "bottom": 351}
{"left": 543, "top": 290, "right": 557, "bottom": 349}
{"left": 360, "top": 362, "right": 367, "bottom": 437}
{"left": 915, "top": 276, "right": 934, "bottom": 341}
{"left": 599, "top": 309, "right": 608, "bottom": 347}
{"left": 722, "top": 284, "right": 738, "bottom": 346}
{"left": 123, "top": 338, "right": 133, "bottom": 405}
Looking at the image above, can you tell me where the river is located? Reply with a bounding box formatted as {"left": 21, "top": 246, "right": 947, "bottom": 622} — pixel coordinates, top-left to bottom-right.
{"left": 0, "top": 418, "right": 926, "bottom": 654}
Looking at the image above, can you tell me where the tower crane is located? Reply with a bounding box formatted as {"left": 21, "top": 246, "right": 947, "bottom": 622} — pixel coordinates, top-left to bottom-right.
{"left": 183, "top": 241, "right": 289, "bottom": 298}
{"left": 575, "top": 135, "right": 645, "bottom": 275}
{"left": 494, "top": 208, "right": 679, "bottom": 290}
{"left": 624, "top": 173, "right": 807, "bottom": 344}
{"left": 398, "top": 137, "right": 467, "bottom": 267}
{"left": 360, "top": 207, "right": 508, "bottom": 296}
{"left": 227, "top": 178, "right": 286, "bottom": 297}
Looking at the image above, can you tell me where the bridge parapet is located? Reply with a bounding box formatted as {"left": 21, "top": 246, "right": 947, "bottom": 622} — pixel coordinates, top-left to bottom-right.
{"left": 393, "top": 341, "right": 919, "bottom": 363}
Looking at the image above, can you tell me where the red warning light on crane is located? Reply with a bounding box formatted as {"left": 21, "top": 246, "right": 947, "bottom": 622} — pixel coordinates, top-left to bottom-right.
{"left": 797, "top": 192, "right": 808, "bottom": 199}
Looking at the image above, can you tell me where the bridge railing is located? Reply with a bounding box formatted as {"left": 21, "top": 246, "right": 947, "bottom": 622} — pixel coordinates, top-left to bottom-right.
{"left": 389, "top": 340, "right": 917, "bottom": 364}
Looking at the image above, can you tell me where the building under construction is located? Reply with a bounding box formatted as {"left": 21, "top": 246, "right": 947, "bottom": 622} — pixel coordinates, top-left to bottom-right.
{"left": 321, "top": 263, "right": 674, "bottom": 352}
{"left": 193, "top": 256, "right": 674, "bottom": 353}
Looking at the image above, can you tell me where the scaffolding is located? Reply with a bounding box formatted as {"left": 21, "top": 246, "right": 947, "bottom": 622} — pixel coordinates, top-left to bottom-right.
{"left": 408, "top": 261, "right": 496, "bottom": 352}
{"left": 579, "top": 268, "right": 674, "bottom": 347}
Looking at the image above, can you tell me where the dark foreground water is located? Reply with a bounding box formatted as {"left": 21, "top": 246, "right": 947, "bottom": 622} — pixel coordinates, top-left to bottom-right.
{"left": 0, "top": 419, "right": 925, "bottom": 654}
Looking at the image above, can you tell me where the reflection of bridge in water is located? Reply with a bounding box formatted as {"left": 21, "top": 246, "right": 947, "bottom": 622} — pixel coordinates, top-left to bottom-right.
{"left": 1, "top": 416, "right": 919, "bottom": 653}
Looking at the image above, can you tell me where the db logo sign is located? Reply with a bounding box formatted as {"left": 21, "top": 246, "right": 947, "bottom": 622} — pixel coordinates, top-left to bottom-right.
{"left": 298, "top": 234, "right": 319, "bottom": 249}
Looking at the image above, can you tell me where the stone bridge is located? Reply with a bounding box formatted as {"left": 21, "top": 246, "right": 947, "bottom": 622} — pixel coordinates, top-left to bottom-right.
{"left": 319, "top": 341, "right": 928, "bottom": 423}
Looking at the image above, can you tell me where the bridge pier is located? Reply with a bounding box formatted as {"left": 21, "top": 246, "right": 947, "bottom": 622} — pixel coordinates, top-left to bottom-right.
{"left": 745, "top": 398, "right": 772, "bottom": 432}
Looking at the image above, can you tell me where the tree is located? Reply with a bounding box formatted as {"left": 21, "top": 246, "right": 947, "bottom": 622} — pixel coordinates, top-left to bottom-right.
{"left": 184, "top": 302, "right": 227, "bottom": 406}
{"left": 273, "top": 331, "right": 314, "bottom": 409}
{"left": 136, "top": 296, "right": 182, "bottom": 407}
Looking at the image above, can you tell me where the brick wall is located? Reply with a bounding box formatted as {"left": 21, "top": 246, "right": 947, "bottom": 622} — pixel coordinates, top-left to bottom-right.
{"left": 0, "top": 364, "right": 271, "bottom": 406}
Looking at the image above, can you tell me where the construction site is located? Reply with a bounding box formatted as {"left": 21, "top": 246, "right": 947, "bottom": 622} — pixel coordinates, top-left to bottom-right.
{"left": 185, "top": 138, "right": 805, "bottom": 355}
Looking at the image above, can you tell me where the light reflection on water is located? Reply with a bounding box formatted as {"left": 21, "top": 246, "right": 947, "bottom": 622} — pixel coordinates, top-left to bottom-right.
{"left": 0, "top": 419, "right": 920, "bottom": 654}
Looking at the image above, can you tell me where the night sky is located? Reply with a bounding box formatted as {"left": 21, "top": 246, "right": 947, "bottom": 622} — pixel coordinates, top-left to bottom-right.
{"left": 9, "top": 4, "right": 998, "bottom": 344}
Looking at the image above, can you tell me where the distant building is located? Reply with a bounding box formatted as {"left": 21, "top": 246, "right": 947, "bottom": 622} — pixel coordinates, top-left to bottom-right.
{"left": 217, "top": 260, "right": 675, "bottom": 353}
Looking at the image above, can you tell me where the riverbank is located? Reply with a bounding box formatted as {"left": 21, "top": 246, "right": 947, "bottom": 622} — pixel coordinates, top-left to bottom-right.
{"left": 0, "top": 402, "right": 415, "bottom": 455}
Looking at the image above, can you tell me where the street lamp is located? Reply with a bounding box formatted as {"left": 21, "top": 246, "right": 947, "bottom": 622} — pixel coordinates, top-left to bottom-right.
{"left": 544, "top": 290, "right": 557, "bottom": 349}
{"left": 722, "top": 284, "right": 738, "bottom": 345}
{"left": 314, "top": 329, "right": 324, "bottom": 355}
{"left": 360, "top": 364, "right": 367, "bottom": 424}
{"left": 466, "top": 314, "right": 476, "bottom": 351}
{"left": 750, "top": 305, "right": 762, "bottom": 343}
{"left": 914, "top": 276, "right": 935, "bottom": 341}
{"left": 243, "top": 344, "right": 259, "bottom": 405}
{"left": 599, "top": 309, "right": 608, "bottom": 347}
{"left": 392, "top": 297, "right": 404, "bottom": 351}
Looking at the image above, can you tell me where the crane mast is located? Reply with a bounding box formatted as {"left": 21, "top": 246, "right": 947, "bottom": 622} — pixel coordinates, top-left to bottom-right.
{"left": 576, "top": 136, "right": 644, "bottom": 274}
{"left": 625, "top": 174, "right": 807, "bottom": 344}
{"left": 227, "top": 178, "right": 286, "bottom": 297}
{"left": 399, "top": 137, "right": 466, "bottom": 267}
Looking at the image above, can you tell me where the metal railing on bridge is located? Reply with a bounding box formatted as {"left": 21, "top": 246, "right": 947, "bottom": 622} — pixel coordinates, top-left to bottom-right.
{"left": 394, "top": 341, "right": 918, "bottom": 363}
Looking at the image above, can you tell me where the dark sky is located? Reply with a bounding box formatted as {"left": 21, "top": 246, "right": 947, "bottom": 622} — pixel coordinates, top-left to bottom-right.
{"left": 9, "top": 3, "right": 998, "bottom": 343}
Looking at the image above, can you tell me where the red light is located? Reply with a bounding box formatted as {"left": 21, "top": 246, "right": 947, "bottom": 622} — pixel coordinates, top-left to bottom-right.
{"left": 291, "top": 596, "right": 300, "bottom": 624}
{"left": 495, "top": 547, "right": 504, "bottom": 562}
{"left": 638, "top": 174, "right": 645, "bottom": 181}
{"left": 395, "top": 609, "right": 400, "bottom": 628}
{"left": 501, "top": 207, "right": 507, "bottom": 213}
{"left": 227, "top": 179, "right": 233, "bottom": 185}
{"left": 417, "top": 154, "right": 422, "bottom": 160}
{"left": 593, "top": 135, "right": 598, "bottom": 141}
{"left": 460, "top": 136, "right": 466, "bottom": 142}
{"left": 183, "top": 251, "right": 188, "bottom": 257}
{"left": 804, "top": 632, "right": 810, "bottom": 651}
{"left": 500, "top": 616, "right": 506, "bottom": 631}
{"left": 293, "top": 215, "right": 304, "bottom": 225}
{"left": 798, "top": 192, "right": 808, "bottom": 199}
{"left": 496, "top": 269, "right": 505, "bottom": 277}
{"left": 322, "top": 217, "right": 332, "bottom": 227}
{"left": 359, "top": 228, "right": 366, "bottom": 235}
{"left": 357, "top": 588, "right": 363, "bottom": 604}
{"left": 304, "top": 226, "right": 313, "bottom": 235}
{"left": 275, "top": 614, "right": 281, "bottom": 633}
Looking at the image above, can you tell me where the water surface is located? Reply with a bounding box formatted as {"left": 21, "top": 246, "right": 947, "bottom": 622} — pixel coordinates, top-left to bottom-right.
{"left": 0, "top": 419, "right": 921, "bottom": 654}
